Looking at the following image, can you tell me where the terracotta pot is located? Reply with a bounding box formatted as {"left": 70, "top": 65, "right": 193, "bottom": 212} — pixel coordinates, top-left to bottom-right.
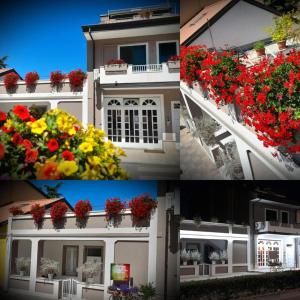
{"left": 277, "top": 41, "right": 287, "bottom": 50}
{"left": 255, "top": 48, "right": 265, "bottom": 57}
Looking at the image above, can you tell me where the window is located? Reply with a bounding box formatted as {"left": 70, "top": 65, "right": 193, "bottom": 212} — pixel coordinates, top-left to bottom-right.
{"left": 296, "top": 210, "right": 300, "bottom": 224}
{"left": 157, "top": 41, "right": 178, "bottom": 64}
{"left": 257, "top": 240, "right": 281, "bottom": 267}
{"left": 62, "top": 246, "right": 79, "bottom": 276}
{"left": 265, "top": 209, "right": 278, "bottom": 222}
{"left": 84, "top": 247, "right": 102, "bottom": 260}
{"left": 119, "top": 44, "right": 147, "bottom": 65}
{"left": 281, "top": 211, "right": 289, "bottom": 224}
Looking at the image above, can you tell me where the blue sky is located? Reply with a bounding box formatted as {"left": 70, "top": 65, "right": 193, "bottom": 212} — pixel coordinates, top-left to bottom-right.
{"left": 1, "top": 0, "right": 179, "bottom": 78}
{"left": 31, "top": 180, "right": 157, "bottom": 210}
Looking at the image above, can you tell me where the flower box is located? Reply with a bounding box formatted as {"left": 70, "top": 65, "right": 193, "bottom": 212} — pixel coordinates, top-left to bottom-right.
{"left": 167, "top": 60, "right": 180, "bottom": 69}
{"left": 104, "top": 63, "right": 128, "bottom": 72}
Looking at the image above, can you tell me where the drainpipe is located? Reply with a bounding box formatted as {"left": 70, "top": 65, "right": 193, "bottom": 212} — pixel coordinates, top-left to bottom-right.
{"left": 88, "top": 28, "right": 96, "bottom": 126}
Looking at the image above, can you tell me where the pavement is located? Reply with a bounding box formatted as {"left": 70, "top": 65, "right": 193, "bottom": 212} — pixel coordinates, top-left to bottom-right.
{"left": 240, "top": 289, "right": 300, "bottom": 300}
{"left": 0, "top": 291, "right": 53, "bottom": 300}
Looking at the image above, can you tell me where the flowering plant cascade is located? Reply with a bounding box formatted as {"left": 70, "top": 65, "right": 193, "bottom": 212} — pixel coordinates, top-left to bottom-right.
{"left": 129, "top": 194, "right": 157, "bottom": 224}
{"left": 50, "top": 201, "right": 68, "bottom": 226}
{"left": 68, "top": 69, "right": 86, "bottom": 91}
{"left": 168, "top": 55, "right": 180, "bottom": 61}
{"left": 0, "top": 106, "right": 127, "bottom": 179}
{"left": 24, "top": 72, "right": 39, "bottom": 87}
{"left": 106, "top": 59, "right": 126, "bottom": 65}
{"left": 105, "top": 198, "right": 125, "bottom": 221}
{"left": 9, "top": 206, "right": 23, "bottom": 216}
{"left": 30, "top": 204, "right": 45, "bottom": 227}
{"left": 74, "top": 200, "right": 92, "bottom": 220}
{"left": 50, "top": 71, "right": 65, "bottom": 88}
{"left": 4, "top": 72, "right": 19, "bottom": 90}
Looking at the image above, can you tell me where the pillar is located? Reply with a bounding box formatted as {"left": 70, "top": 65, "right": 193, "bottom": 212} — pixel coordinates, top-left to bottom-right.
{"left": 3, "top": 217, "right": 12, "bottom": 291}
{"left": 227, "top": 239, "right": 233, "bottom": 274}
{"left": 234, "top": 137, "right": 253, "bottom": 180}
{"left": 103, "top": 239, "right": 115, "bottom": 300}
{"left": 29, "top": 238, "right": 39, "bottom": 292}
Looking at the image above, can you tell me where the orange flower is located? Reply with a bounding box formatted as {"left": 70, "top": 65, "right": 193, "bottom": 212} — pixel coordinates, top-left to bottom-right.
{"left": 0, "top": 143, "right": 5, "bottom": 160}
{"left": 36, "top": 161, "right": 60, "bottom": 180}
{"left": 25, "top": 149, "right": 38, "bottom": 164}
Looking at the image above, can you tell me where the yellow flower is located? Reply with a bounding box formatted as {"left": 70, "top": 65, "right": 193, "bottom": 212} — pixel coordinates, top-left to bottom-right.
{"left": 117, "top": 148, "right": 126, "bottom": 156}
{"left": 68, "top": 127, "right": 76, "bottom": 136}
{"left": 80, "top": 163, "right": 103, "bottom": 180}
{"left": 4, "top": 119, "right": 13, "bottom": 129}
{"left": 87, "top": 156, "right": 101, "bottom": 166}
{"left": 79, "top": 142, "right": 93, "bottom": 153}
{"left": 58, "top": 160, "right": 78, "bottom": 176}
{"left": 30, "top": 118, "right": 47, "bottom": 134}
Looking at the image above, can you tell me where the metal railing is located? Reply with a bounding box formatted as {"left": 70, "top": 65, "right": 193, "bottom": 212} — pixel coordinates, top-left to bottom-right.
{"left": 132, "top": 64, "right": 162, "bottom": 73}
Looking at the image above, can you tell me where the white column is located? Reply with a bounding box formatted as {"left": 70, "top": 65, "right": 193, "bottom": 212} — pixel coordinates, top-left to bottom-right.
{"left": 29, "top": 238, "right": 39, "bottom": 293}
{"left": 227, "top": 239, "right": 233, "bottom": 274}
{"left": 235, "top": 137, "right": 254, "bottom": 180}
{"left": 82, "top": 80, "right": 88, "bottom": 127}
{"left": 148, "top": 200, "right": 158, "bottom": 284}
{"left": 103, "top": 239, "right": 115, "bottom": 300}
{"left": 3, "top": 217, "right": 12, "bottom": 291}
{"left": 50, "top": 100, "right": 58, "bottom": 109}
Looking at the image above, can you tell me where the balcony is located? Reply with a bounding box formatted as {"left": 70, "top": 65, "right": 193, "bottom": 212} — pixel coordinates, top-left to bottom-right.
{"left": 255, "top": 221, "right": 300, "bottom": 235}
{"left": 96, "top": 62, "right": 179, "bottom": 86}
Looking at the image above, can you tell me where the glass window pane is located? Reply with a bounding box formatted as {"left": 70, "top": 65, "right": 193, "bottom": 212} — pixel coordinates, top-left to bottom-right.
{"left": 158, "top": 42, "right": 177, "bottom": 64}
{"left": 120, "top": 45, "right": 147, "bottom": 65}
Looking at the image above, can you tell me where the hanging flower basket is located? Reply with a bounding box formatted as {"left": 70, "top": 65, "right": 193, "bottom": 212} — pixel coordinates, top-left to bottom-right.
{"left": 25, "top": 72, "right": 39, "bottom": 92}
{"left": 30, "top": 204, "right": 45, "bottom": 228}
{"left": 74, "top": 200, "right": 92, "bottom": 227}
{"left": 68, "top": 69, "right": 86, "bottom": 92}
{"left": 9, "top": 206, "right": 23, "bottom": 216}
{"left": 128, "top": 194, "right": 157, "bottom": 226}
{"left": 50, "top": 201, "right": 68, "bottom": 228}
{"left": 4, "top": 72, "right": 19, "bottom": 92}
{"left": 50, "top": 71, "right": 65, "bottom": 91}
{"left": 105, "top": 198, "right": 125, "bottom": 226}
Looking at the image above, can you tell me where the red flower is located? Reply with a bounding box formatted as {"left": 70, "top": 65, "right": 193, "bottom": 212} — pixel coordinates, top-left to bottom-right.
{"left": 2, "top": 125, "right": 14, "bottom": 133}
{"left": 62, "top": 150, "right": 74, "bottom": 161}
{"left": 24, "top": 72, "right": 39, "bottom": 87}
{"left": 12, "top": 133, "right": 23, "bottom": 145}
{"left": 13, "top": 105, "right": 30, "bottom": 121}
{"left": 50, "top": 202, "right": 68, "bottom": 225}
{"left": 106, "top": 59, "right": 126, "bottom": 65}
{"left": 0, "top": 111, "right": 7, "bottom": 122}
{"left": 68, "top": 69, "right": 86, "bottom": 90}
{"left": 105, "top": 198, "right": 125, "bottom": 221}
{"left": 9, "top": 206, "right": 23, "bottom": 216}
{"left": 4, "top": 72, "right": 19, "bottom": 89}
{"left": 30, "top": 204, "right": 45, "bottom": 227}
{"left": 22, "top": 139, "right": 33, "bottom": 150}
{"left": 0, "top": 143, "right": 5, "bottom": 160}
{"left": 25, "top": 149, "right": 39, "bottom": 164}
{"left": 50, "top": 71, "right": 65, "bottom": 86}
{"left": 74, "top": 200, "right": 92, "bottom": 220}
{"left": 47, "top": 139, "right": 59, "bottom": 152}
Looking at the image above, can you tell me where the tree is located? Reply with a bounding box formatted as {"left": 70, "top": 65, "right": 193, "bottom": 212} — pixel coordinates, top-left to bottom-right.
{"left": 44, "top": 182, "right": 63, "bottom": 198}
{"left": 0, "top": 56, "right": 8, "bottom": 68}
{"left": 264, "top": 0, "right": 299, "bottom": 13}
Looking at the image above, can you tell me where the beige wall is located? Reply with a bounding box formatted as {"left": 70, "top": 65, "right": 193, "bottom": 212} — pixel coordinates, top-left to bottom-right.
{"left": 9, "top": 278, "right": 29, "bottom": 290}
{"left": 82, "top": 287, "right": 104, "bottom": 300}
{"left": 58, "top": 102, "right": 82, "bottom": 122}
{"left": 0, "top": 102, "right": 50, "bottom": 113}
{"left": 89, "top": 33, "right": 179, "bottom": 70}
{"left": 35, "top": 282, "right": 54, "bottom": 294}
{"left": 114, "top": 241, "right": 148, "bottom": 287}
{"left": 233, "top": 241, "right": 247, "bottom": 264}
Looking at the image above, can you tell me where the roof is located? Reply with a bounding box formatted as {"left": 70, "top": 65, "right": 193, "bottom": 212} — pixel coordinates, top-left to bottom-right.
{"left": 251, "top": 198, "right": 300, "bottom": 210}
{"left": 82, "top": 15, "right": 179, "bottom": 33}
{"left": 0, "top": 198, "right": 73, "bottom": 225}
{"left": 0, "top": 68, "right": 23, "bottom": 80}
{"left": 180, "top": 0, "right": 281, "bottom": 45}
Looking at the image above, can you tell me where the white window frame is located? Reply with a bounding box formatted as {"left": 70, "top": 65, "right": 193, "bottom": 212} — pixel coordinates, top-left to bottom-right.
{"left": 265, "top": 208, "right": 278, "bottom": 222}
{"left": 256, "top": 239, "right": 282, "bottom": 268}
{"left": 155, "top": 40, "right": 179, "bottom": 64}
{"left": 117, "top": 42, "right": 149, "bottom": 65}
{"left": 280, "top": 210, "right": 289, "bottom": 224}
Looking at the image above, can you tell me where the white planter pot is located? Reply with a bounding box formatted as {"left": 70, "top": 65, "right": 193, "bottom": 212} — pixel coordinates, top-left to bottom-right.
{"left": 167, "top": 60, "right": 180, "bottom": 69}
{"left": 222, "top": 260, "right": 226, "bottom": 264}
{"left": 19, "top": 270, "right": 25, "bottom": 277}
{"left": 193, "top": 261, "right": 198, "bottom": 266}
{"left": 48, "top": 273, "right": 53, "bottom": 280}
{"left": 212, "top": 261, "right": 216, "bottom": 265}
{"left": 183, "top": 261, "right": 187, "bottom": 266}
{"left": 87, "top": 277, "right": 94, "bottom": 285}
{"left": 104, "top": 64, "right": 128, "bottom": 72}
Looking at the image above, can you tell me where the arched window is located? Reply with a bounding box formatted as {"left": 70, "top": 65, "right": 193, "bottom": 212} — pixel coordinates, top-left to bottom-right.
{"left": 107, "top": 99, "right": 121, "bottom": 106}
{"left": 142, "top": 99, "right": 156, "bottom": 106}
{"left": 124, "top": 99, "right": 139, "bottom": 106}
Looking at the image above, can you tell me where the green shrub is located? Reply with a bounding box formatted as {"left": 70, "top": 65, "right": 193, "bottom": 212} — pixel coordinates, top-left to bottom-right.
{"left": 180, "top": 271, "right": 300, "bottom": 300}
{"left": 253, "top": 41, "right": 265, "bottom": 50}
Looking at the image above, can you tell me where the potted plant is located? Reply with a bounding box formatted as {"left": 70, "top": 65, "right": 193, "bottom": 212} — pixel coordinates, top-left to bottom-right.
{"left": 219, "top": 250, "right": 228, "bottom": 264}
{"left": 193, "top": 216, "right": 202, "bottom": 226}
{"left": 9, "top": 206, "right": 23, "bottom": 216}
{"left": 4, "top": 72, "right": 19, "bottom": 92}
{"left": 266, "top": 13, "right": 294, "bottom": 50}
{"left": 68, "top": 69, "right": 86, "bottom": 92}
{"left": 209, "top": 251, "right": 220, "bottom": 264}
{"left": 24, "top": 71, "right": 39, "bottom": 92}
{"left": 190, "top": 250, "right": 201, "bottom": 265}
{"left": 129, "top": 194, "right": 157, "bottom": 226}
{"left": 15, "top": 257, "right": 30, "bottom": 276}
{"left": 139, "top": 282, "right": 156, "bottom": 300}
{"left": 105, "top": 198, "right": 125, "bottom": 227}
{"left": 50, "top": 201, "right": 68, "bottom": 227}
{"left": 253, "top": 41, "right": 266, "bottom": 56}
{"left": 167, "top": 55, "right": 180, "bottom": 69}
{"left": 74, "top": 200, "right": 92, "bottom": 227}
{"left": 180, "top": 249, "right": 190, "bottom": 266}
{"left": 104, "top": 59, "right": 128, "bottom": 72}
{"left": 79, "top": 259, "right": 101, "bottom": 285}
{"left": 30, "top": 204, "right": 45, "bottom": 228}
{"left": 50, "top": 71, "right": 65, "bottom": 92}
{"left": 40, "top": 258, "right": 59, "bottom": 280}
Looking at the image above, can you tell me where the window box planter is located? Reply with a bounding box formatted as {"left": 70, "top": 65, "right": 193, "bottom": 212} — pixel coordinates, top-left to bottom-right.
{"left": 104, "top": 63, "right": 128, "bottom": 72}
{"left": 167, "top": 60, "right": 180, "bottom": 69}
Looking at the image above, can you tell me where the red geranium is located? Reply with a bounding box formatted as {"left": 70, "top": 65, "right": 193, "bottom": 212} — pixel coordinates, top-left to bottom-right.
{"left": 9, "top": 206, "right": 23, "bottom": 216}
{"left": 24, "top": 71, "right": 39, "bottom": 87}
{"left": 168, "top": 55, "right": 180, "bottom": 61}
{"left": 50, "top": 71, "right": 65, "bottom": 87}
{"left": 12, "top": 133, "right": 23, "bottom": 145}
{"left": 13, "top": 105, "right": 30, "bottom": 121}
{"left": 128, "top": 194, "right": 157, "bottom": 224}
{"left": 25, "top": 149, "right": 39, "bottom": 164}
{"left": 22, "top": 139, "right": 33, "bottom": 150}
{"left": 47, "top": 139, "right": 59, "bottom": 152}
{"left": 30, "top": 204, "right": 45, "bottom": 227}
{"left": 50, "top": 201, "right": 68, "bottom": 226}
{"left": 0, "top": 111, "right": 7, "bottom": 122}
{"left": 106, "top": 59, "right": 126, "bottom": 65}
{"left": 68, "top": 69, "right": 86, "bottom": 90}
{"left": 0, "top": 143, "right": 5, "bottom": 160}
{"left": 74, "top": 200, "right": 92, "bottom": 220}
{"left": 4, "top": 72, "right": 19, "bottom": 89}
{"left": 62, "top": 150, "right": 74, "bottom": 161}
{"left": 105, "top": 198, "right": 125, "bottom": 221}
{"left": 1, "top": 126, "right": 14, "bottom": 133}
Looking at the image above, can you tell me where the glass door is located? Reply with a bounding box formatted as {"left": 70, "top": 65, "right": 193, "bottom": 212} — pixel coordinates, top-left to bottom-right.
{"left": 63, "top": 246, "right": 78, "bottom": 276}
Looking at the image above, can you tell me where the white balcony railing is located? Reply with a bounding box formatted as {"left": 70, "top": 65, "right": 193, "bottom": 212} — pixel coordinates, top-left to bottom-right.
{"left": 132, "top": 64, "right": 163, "bottom": 73}
{"left": 255, "top": 221, "right": 300, "bottom": 234}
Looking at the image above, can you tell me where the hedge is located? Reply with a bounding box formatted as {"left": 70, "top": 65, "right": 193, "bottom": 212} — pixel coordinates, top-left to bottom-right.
{"left": 180, "top": 271, "right": 300, "bottom": 300}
